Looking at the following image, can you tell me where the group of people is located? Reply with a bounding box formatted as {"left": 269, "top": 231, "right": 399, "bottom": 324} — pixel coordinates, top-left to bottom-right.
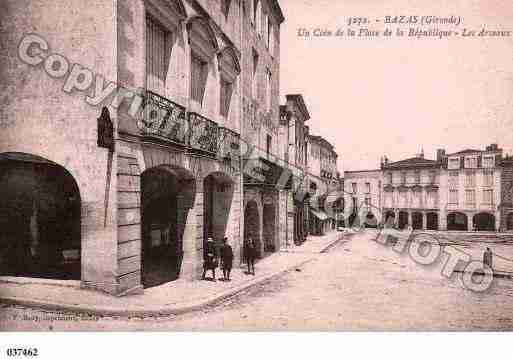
{"left": 202, "top": 237, "right": 258, "bottom": 281}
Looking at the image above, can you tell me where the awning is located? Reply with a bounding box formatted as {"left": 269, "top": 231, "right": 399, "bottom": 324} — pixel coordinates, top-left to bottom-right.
{"left": 243, "top": 157, "right": 293, "bottom": 190}
{"left": 310, "top": 209, "right": 329, "bottom": 221}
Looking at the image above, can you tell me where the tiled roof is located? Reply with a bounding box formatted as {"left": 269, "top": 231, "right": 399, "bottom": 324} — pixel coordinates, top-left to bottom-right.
{"left": 384, "top": 156, "right": 440, "bottom": 169}
{"left": 446, "top": 149, "right": 482, "bottom": 156}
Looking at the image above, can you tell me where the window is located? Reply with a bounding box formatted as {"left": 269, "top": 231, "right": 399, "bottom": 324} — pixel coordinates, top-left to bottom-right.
{"left": 365, "top": 197, "right": 371, "bottom": 207}
{"left": 483, "top": 189, "right": 494, "bottom": 205}
{"left": 387, "top": 172, "right": 393, "bottom": 184}
{"left": 465, "top": 190, "right": 476, "bottom": 206}
{"left": 219, "top": 78, "right": 233, "bottom": 118}
{"left": 448, "top": 157, "right": 460, "bottom": 170}
{"left": 365, "top": 183, "right": 371, "bottom": 194}
{"left": 429, "top": 170, "right": 437, "bottom": 183}
{"left": 255, "top": 0, "right": 262, "bottom": 35}
{"left": 465, "top": 171, "right": 475, "bottom": 187}
{"left": 414, "top": 170, "right": 421, "bottom": 184}
{"left": 221, "top": 0, "right": 231, "bottom": 17}
{"left": 252, "top": 50, "right": 259, "bottom": 99}
{"left": 190, "top": 53, "right": 208, "bottom": 106}
{"left": 266, "top": 134, "right": 272, "bottom": 157}
{"left": 482, "top": 155, "right": 494, "bottom": 168}
{"left": 465, "top": 156, "right": 477, "bottom": 169}
{"left": 146, "top": 16, "right": 171, "bottom": 95}
{"left": 449, "top": 190, "right": 458, "bottom": 205}
{"left": 401, "top": 172, "right": 406, "bottom": 184}
{"left": 352, "top": 182, "right": 357, "bottom": 194}
{"left": 483, "top": 170, "right": 493, "bottom": 186}
{"left": 449, "top": 171, "right": 459, "bottom": 189}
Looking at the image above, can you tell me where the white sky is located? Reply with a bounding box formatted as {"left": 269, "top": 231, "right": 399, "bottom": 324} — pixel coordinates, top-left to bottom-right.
{"left": 279, "top": 0, "right": 513, "bottom": 172}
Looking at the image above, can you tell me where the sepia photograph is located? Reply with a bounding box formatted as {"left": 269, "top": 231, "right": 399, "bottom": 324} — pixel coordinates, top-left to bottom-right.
{"left": 1, "top": 0, "right": 513, "bottom": 352}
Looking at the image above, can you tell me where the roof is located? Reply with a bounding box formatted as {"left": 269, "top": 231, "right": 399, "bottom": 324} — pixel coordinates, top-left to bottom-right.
{"left": 286, "top": 94, "right": 310, "bottom": 121}
{"left": 383, "top": 156, "right": 440, "bottom": 169}
{"left": 446, "top": 149, "right": 483, "bottom": 156}
{"left": 307, "top": 134, "right": 335, "bottom": 152}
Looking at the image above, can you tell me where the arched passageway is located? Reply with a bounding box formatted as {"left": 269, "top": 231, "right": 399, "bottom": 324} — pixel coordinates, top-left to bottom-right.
{"left": 384, "top": 211, "right": 395, "bottom": 227}
{"left": 244, "top": 201, "right": 261, "bottom": 258}
{"left": 507, "top": 212, "right": 513, "bottom": 231}
{"left": 426, "top": 212, "right": 439, "bottom": 230}
{"left": 364, "top": 212, "right": 377, "bottom": 228}
{"left": 398, "top": 211, "right": 409, "bottom": 229}
{"left": 203, "top": 172, "right": 234, "bottom": 253}
{"left": 263, "top": 204, "right": 276, "bottom": 253}
{"left": 473, "top": 212, "right": 495, "bottom": 231}
{"left": 0, "top": 153, "right": 81, "bottom": 280}
{"left": 412, "top": 212, "right": 423, "bottom": 230}
{"left": 447, "top": 212, "right": 468, "bottom": 231}
{"left": 141, "top": 166, "right": 195, "bottom": 288}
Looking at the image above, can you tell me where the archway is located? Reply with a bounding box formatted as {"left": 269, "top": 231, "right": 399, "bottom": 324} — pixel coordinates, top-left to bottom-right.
{"left": 507, "top": 212, "right": 513, "bottom": 231}
{"left": 447, "top": 212, "right": 468, "bottom": 231}
{"left": 426, "top": 212, "right": 439, "bottom": 230}
{"left": 0, "top": 153, "right": 81, "bottom": 280}
{"left": 398, "top": 211, "right": 409, "bottom": 229}
{"left": 412, "top": 212, "right": 423, "bottom": 230}
{"left": 364, "top": 212, "right": 377, "bottom": 228}
{"left": 263, "top": 203, "right": 276, "bottom": 253}
{"left": 141, "top": 166, "right": 195, "bottom": 288}
{"left": 384, "top": 211, "right": 395, "bottom": 227}
{"left": 203, "top": 172, "right": 234, "bottom": 256}
{"left": 473, "top": 212, "right": 495, "bottom": 232}
{"left": 244, "top": 201, "right": 261, "bottom": 258}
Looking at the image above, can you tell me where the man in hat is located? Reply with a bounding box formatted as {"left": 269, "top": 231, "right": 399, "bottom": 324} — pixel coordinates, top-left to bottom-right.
{"left": 220, "top": 237, "right": 234, "bottom": 281}
{"left": 202, "top": 237, "right": 218, "bottom": 280}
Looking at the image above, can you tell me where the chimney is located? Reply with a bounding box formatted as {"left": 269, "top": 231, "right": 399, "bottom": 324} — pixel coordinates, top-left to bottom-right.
{"left": 436, "top": 149, "right": 445, "bottom": 162}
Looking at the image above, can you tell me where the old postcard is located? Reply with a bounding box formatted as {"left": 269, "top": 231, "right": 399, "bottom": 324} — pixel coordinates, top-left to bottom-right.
{"left": 1, "top": 0, "right": 513, "bottom": 345}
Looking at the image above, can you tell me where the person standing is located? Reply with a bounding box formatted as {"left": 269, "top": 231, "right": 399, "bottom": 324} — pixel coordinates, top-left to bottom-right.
{"left": 243, "top": 238, "right": 256, "bottom": 275}
{"left": 220, "top": 237, "right": 234, "bottom": 281}
{"left": 202, "top": 237, "right": 217, "bottom": 281}
{"left": 483, "top": 247, "right": 493, "bottom": 269}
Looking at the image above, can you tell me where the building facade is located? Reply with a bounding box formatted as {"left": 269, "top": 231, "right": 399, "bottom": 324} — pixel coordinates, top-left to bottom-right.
{"left": 381, "top": 152, "right": 442, "bottom": 230}
{"left": 0, "top": 0, "right": 261, "bottom": 296}
{"left": 344, "top": 170, "right": 383, "bottom": 228}
{"left": 307, "top": 135, "right": 340, "bottom": 235}
{"left": 343, "top": 144, "right": 507, "bottom": 232}
{"left": 241, "top": 0, "right": 287, "bottom": 258}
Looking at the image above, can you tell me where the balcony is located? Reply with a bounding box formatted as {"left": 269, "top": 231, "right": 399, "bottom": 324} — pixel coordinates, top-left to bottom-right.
{"left": 140, "top": 90, "right": 187, "bottom": 145}
{"left": 140, "top": 90, "right": 240, "bottom": 157}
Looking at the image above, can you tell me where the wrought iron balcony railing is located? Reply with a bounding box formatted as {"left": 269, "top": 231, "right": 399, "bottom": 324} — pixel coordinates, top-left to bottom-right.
{"left": 218, "top": 126, "right": 240, "bottom": 158}
{"left": 140, "top": 90, "right": 188, "bottom": 144}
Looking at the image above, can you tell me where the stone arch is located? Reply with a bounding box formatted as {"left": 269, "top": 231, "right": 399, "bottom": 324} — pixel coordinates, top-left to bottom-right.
{"left": 412, "top": 212, "right": 423, "bottom": 230}
{"left": 244, "top": 200, "right": 262, "bottom": 258}
{"left": 140, "top": 164, "right": 196, "bottom": 288}
{"left": 426, "top": 212, "right": 439, "bottom": 230}
{"left": 0, "top": 152, "right": 81, "bottom": 280}
{"left": 186, "top": 15, "right": 219, "bottom": 56}
{"left": 203, "top": 171, "right": 235, "bottom": 251}
{"left": 507, "top": 212, "right": 513, "bottom": 231}
{"left": 473, "top": 212, "right": 496, "bottom": 232}
{"left": 447, "top": 212, "right": 468, "bottom": 231}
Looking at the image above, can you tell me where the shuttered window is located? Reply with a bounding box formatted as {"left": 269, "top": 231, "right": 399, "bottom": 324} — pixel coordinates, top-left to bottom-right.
{"left": 190, "top": 54, "right": 208, "bottom": 106}
{"left": 146, "top": 16, "right": 171, "bottom": 95}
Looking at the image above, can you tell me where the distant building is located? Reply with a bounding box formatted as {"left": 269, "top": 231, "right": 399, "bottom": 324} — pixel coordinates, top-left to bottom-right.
{"left": 344, "top": 169, "right": 382, "bottom": 228}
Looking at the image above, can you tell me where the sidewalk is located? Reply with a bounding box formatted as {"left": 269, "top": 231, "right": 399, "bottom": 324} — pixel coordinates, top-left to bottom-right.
{"left": 0, "top": 232, "right": 344, "bottom": 317}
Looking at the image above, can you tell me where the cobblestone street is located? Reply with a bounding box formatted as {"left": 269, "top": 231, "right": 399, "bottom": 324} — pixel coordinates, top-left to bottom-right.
{"left": 2, "top": 231, "right": 513, "bottom": 331}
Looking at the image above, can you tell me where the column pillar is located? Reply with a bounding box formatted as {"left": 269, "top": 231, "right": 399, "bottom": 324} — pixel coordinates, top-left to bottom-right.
{"left": 467, "top": 213, "right": 473, "bottom": 232}
{"left": 181, "top": 178, "right": 203, "bottom": 281}
{"left": 422, "top": 212, "right": 427, "bottom": 230}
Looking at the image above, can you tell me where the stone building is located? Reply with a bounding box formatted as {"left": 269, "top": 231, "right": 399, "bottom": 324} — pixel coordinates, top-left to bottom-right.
{"left": 438, "top": 145, "right": 503, "bottom": 231}
{"left": 241, "top": 0, "right": 287, "bottom": 257}
{"left": 306, "top": 135, "right": 340, "bottom": 235}
{"left": 500, "top": 156, "right": 513, "bottom": 231}
{"left": 381, "top": 152, "right": 442, "bottom": 230}
{"left": 343, "top": 170, "right": 383, "bottom": 228}
{"left": 343, "top": 144, "right": 505, "bottom": 232}
{"left": 1, "top": 0, "right": 252, "bottom": 295}
{"left": 279, "top": 95, "right": 311, "bottom": 245}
